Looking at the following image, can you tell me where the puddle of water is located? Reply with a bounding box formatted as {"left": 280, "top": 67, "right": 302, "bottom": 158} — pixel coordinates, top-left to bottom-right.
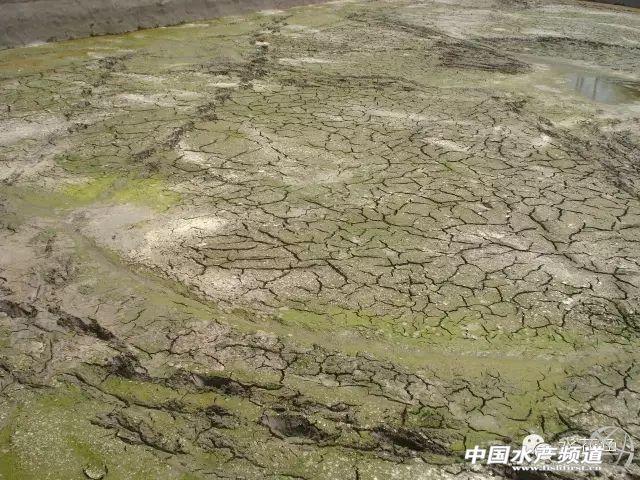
{"left": 567, "top": 74, "right": 640, "bottom": 105}
{"left": 518, "top": 54, "right": 640, "bottom": 106}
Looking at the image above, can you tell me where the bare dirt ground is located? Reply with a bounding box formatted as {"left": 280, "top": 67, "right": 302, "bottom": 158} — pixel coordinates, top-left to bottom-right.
{"left": 1, "top": 1, "right": 640, "bottom": 479}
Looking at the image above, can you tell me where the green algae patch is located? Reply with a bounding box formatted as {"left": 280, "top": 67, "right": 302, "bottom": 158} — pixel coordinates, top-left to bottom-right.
{"left": 0, "top": 421, "right": 32, "bottom": 480}
{"left": 274, "top": 306, "right": 590, "bottom": 357}
{"left": 111, "top": 177, "right": 180, "bottom": 209}
{"left": 63, "top": 175, "right": 180, "bottom": 210}
{"left": 0, "top": 384, "right": 183, "bottom": 480}
{"left": 4, "top": 174, "right": 180, "bottom": 214}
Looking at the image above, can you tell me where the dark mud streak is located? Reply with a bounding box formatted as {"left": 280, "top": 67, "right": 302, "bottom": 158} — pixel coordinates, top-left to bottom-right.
{"left": 0, "top": 299, "right": 37, "bottom": 318}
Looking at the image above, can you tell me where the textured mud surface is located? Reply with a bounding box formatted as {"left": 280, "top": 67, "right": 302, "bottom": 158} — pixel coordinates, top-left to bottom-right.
{"left": 1, "top": 1, "right": 640, "bottom": 479}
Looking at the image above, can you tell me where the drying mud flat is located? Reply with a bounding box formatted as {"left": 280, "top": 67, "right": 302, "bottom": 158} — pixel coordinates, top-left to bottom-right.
{"left": 1, "top": 0, "right": 640, "bottom": 479}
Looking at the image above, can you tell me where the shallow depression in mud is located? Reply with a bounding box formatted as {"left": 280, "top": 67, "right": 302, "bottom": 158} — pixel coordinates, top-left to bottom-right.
{"left": 521, "top": 54, "right": 640, "bottom": 106}
{"left": 567, "top": 73, "right": 640, "bottom": 105}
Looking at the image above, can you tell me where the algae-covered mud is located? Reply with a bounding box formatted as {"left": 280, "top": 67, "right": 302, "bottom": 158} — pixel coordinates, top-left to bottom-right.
{"left": 1, "top": 0, "right": 640, "bottom": 479}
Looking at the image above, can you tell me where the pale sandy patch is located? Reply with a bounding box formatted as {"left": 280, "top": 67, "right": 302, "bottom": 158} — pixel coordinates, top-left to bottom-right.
{"left": 142, "top": 216, "right": 228, "bottom": 253}
{"left": 278, "top": 57, "right": 335, "bottom": 66}
{"left": 425, "top": 138, "right": 470, "bottom": 152}
{"left": 0, "top": 116, "right": 67, "bottom": 145}
{"left": 176, "top": 139, "right": 210, "bottom": 165}
{"left": 368, "top": 108, "right": 434, "bottom": 123}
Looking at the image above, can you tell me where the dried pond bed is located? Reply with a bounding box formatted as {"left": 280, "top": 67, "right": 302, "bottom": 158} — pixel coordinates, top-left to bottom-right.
{"left": 1, "top": 0, "right": 640, "bottom": 479}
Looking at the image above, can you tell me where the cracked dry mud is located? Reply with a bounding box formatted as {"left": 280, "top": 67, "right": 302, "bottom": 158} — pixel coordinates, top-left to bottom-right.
{"left": 1, "top": 0, "right": 640, "bottom": 479}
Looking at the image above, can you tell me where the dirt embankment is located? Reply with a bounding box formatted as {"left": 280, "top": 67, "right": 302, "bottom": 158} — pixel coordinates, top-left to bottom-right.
{"left": 0, "top": 0, "right": 326, "bottom": 49}
{"left": 583, "top": 0, "right": 640, "bottom": 6}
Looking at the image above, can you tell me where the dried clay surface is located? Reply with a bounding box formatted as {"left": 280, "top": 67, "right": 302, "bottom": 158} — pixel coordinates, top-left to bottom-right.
{"left": 1, "top": 0, "right": 640, "bottom": 479}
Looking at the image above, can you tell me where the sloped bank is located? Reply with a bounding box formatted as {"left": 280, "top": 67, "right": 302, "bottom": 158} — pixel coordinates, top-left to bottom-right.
{"left": 590, "top": 0, "right": 640, "bottom": 5}
{"left": 0, "top": 0, "right": 326, "bottom": 49}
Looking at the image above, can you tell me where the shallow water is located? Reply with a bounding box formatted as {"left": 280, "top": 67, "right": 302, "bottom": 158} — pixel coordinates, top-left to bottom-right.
{"left": 567, "top": 73, "right": 640, "bottom": 105}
